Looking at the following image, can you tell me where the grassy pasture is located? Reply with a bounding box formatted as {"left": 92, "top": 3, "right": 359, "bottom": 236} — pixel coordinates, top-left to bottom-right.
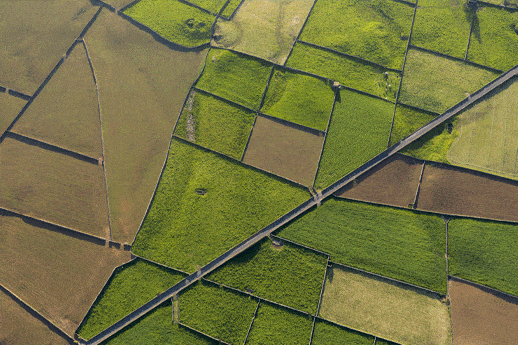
{"left": 174, "top": 91, "right": 256, "bottom": 160}
{"left": 188, "top": 0, "right": 227, "bottom": 13}
{"left": 0, "top": 92, "right": 26, "bottom": 135}
{"left": 77, "top": 260, "right": 186, "bottom": 340}
{"left": 314, "top": 89, "right": 394, "bottom": 190}
{"left": 449, "top": 218, "right": 518, "bottom": 297}
{"left": 132, "top": 138, "right": 309, "bottom": 273}
{"left": 311, "top": 319, "right": 374, "bottom": 345}
{"left": 221, "top": 0, "right": 243, "bottom": 17}
{"left": 299, "top": 0, "right": 414, "bottom": 69}
{"left": 195, "top": 48, "right": 272, "bottom": 109}
{"left": 261, "top": 68, "right": 334, "bottom": 131}
{"left": 388, "top": 104, "right": 436, "bottom": 146}
{"left": 277, "top": 198, "right": 447, "bottom": 293}
{"left": 101, "top": 0, "right": 134, "bottom": 9}
{"left": 124, "top": 0, "right": 215, "bottom": 47}
{"left": 206, "top": 238, "right": 327, "bottom": 314}
{"left": 482, "top": 0, "right": 518, "bottom": 7}
{"left": 320, "top": 267, "right": 451, "bottom": 345}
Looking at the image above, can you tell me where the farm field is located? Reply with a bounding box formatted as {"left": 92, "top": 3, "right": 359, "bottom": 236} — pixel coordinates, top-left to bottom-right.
{"left": 277, "top": 198, "right": 447, "bottom": 293}
{"left": 311, "top": 319, "right": 374, "bottom": 345}
{"left": 102, "top": 0, "right": 134, "bottom": 9}
{"left": 0, "top": 212, "right": 130, "bottom": 336}
{"left": 286, "top": 42, "right": 400, "bottom": 101}
{"left": 174, "top": 91, "right": 256, "bottom": 160}
{"left": 314, "top": 89, "right": 394, "bottom": 189}
{"left": 188, "top": 0, "right": 227, "bottom": 14}
{"left": 320, "top": 266, "right": 451, "bottom": 345}
{"left": 0, "top": 92, "right": 26, "bottom": 135}
{"left": 213, "top": 0, "right": 314, "bottom": 64}
{"left": 299, "top": 0, "right": 414, "bottom": 69}
{"left": 242, "top": 115, "right": 325, "bottom": 187}
{"left": 132, "top": 138, "right": 309, "bottom": 273}
{"left": 84, "top": 9, "right": 208, "bottom": 243}
{"left": 388, "top": 104, "right": 436, "bottom": 146}
{"left": 449, "top": 278, "right": 518, "bottom": 345}
{"left": 483, "top": 0, "right": 518, "bottom": 6}
{"left": 0, "top": 137, "right": 109, "bottom": 238}
{"left": 220, "top": 0, "right": 243, "bottom": 18}
{"left": 206, "top": 237, "right": 327, "bottom": 314}
{"left": 11, "top": 42, "right": 102, "bottom": 159}
{"left": 334, "top": 153, "right": 423, "bottom": 209}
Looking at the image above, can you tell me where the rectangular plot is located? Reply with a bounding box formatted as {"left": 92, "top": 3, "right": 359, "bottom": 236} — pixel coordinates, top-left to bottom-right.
{"left": 312, "top": 319, "right": 374, "bottom": 345}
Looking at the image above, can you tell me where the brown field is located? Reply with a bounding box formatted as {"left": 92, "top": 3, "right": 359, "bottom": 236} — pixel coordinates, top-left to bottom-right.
{"left": 0, "top": 137, "right": 109, "bottom": 238}
{"left": 11, "top": 42, "right": 103, "bottom": 159}
{"left": 0, "top": 212, "right": 130, "bottom": 336}
{"left": 0, "top": 0, "right": 98, "bottom": 95}
{"left": 416, "top": 163, "right": 518, "bottom": 223}
{"left": 0, "top": 92, "right": 26, "bottom": 135}
{"left": 450, "top": 279, "right": 518, "bottom": 345}
{"left": 103, "top": 0, "right": 134, "bottom": 9}
{"left": 334, "top": 154, "right": 423, "bottom": 208}
{"left": 242, "top": 115, "right": 325, "bottom": 186}
{"left": 84, "top": 9, "right": 208, "bottom": 243}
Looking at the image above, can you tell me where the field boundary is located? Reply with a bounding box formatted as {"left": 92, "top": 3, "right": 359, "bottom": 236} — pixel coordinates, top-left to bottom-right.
{"left": 449, "top": 275, "right": 518, "bottom": 302}
{"left": 191, "top": 86, "right": 257, "bottom": 113}
{"left": 312, "top": 89, "right": 337, "bottom": 187}
{"left": 6, "top": 88, "right": 32, "bottom": 101}
{"left": 396, "top": 101, "right": 441, "bottom": 117}
{"left": 219, "top": 0, "right": 246, "bottom": 21}
{"left": 257, "top": 112, "right": 326, "bottom": 136}
{"left": 242, "top": 300, "right": 260, "bottom": 345}
{"left": 412, "top": 161, "right": 426, "bottom": 208}
{"left": 339, "top": 85, "right": 396, "bottom": 105}
{"left": 91, "top": 0, "right": 116, "bottom": 12}
{"left": 283, "top": 0, "right": 319, "bottom": 65}
{"left": 308, "top": 255, "right": 330, "bottom": 345}
{"left": 391, "top": 0, "right": 416, "bottom": 7}
{"left": 240, "top": 113, "right": 258, "bottom": 162}
{"left": 478, "top": 0, "right": 518, "bottom": 11}
{"left": 178, "top": 0, "right": 218, "bottom": 16}
{"left": 177, "top": 322, "right": 231, "bottom": 345}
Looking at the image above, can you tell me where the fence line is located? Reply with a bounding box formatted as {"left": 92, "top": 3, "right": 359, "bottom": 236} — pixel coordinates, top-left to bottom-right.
{"left": 283, "top": 0, "right": 319, "bottom": 66}
{"left": 240, "top": 113, "right": 258, "bottom": 162}
{"left": 132, "top": 253, "right": 190, "bottom": 276}
{"left": 91, "top": 0, "right": 116, "bottom": 12}
{"left": 179, "top": 0, "right": 218, "bottom": 16}
{"left": 257, "top": 112, "right": 325, "bottom": 136}
{"left": 7, "top": 89, "right": 32, "bottom": 101}
{"left": 257, "top": 65, "right": 276, "bottom": 111}
{"left": 396, "top": 101, "right": 441, "bottom": 117}
{"left": 391, "top": 0, "right": 416, "bottom": 7}
{"left": 192, "top": 86, "right": 257, "bottom": 113}
{"left": 178, "top": 322, "right": 231, "bottom": 345}
{"left": 312, "top": 89, "right": 336, "bottom": 187}
{"left": 0, "top": 85, "right": 6, "bottom": 93}
{"left": 412, "top": 161, "right": 426, "bottom": 208}
{"left": 270, "top": 235, "right": 329, "bottom": 258}
{"left": 243, "top": 300, "right": 260, "bottom": 345}
{"left": 339, "top": 85, "right": 396, "bottom": 104}
{"left": 308, "top": 255, "right": 330, "bottom": 345}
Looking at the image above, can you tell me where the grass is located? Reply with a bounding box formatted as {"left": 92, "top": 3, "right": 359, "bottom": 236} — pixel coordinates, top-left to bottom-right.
{"left": 388, "top": 104, "right": 436, "bottom": 146}
{"left": 221, "top": 0, "right": 243, "bottom": 18}
{"left": 299, "top": 0, "right": 414, "bottom": 69}
{"left": 132, "top": 138, "right": 309, "bottom": 273}
{"left": 77, "top": 260, "right": 186, "bottom": 340}
{"left": 399, "top": 48, "right": 500, "bottom": 113}
{"left": 286, "top": 42, "right": 400, "bottom": 101}
{"left": 311, "top": 319, "right": 374, "bottom": 345}
{"left": 195, "top": 48, "right": 272, "bottom": 109}
{"left": 320, "top": 267, "right": 451, "bottom": 345}
{"left": 261, "top": 68, "right": 334, "bottom": 131}
{"left": 124, "top": 0, "right": 215, "bottom": 47}
{"left": 449, "top": 218, "right": 518, "bottom": 297}
{"left": 245, "top": 302, "right": 313, "bottom": 345}
{"left": 277, "top": 198, "right": 447, "bottom": 293}
{"left": 206, "top": 238, "right": 327, "bottom": 314}
{"left": 174, "top": 91, "right": 256, "bottom": 160}
{"left": 179, "top": 281, "right": 257, "bottom": 344}
{"left": 188, "top": 0, "right": 227, "bottom": 14}
{"left": 483, "top": 0, "right": 518, "bottom": 7}
{"left": 411, "top": 0, "right": 474, "bottom": 59}
{"left": 314, "top": 89, "right": 394, "bottom": 190}
{"left": 467, "top": 5, "right": 518, "bottom": 71}
{"left": 0, "top": 92, "right": 26, "bottom": 135}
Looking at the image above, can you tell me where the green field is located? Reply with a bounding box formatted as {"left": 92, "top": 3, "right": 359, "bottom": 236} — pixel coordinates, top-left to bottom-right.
{"left": 482, "top": 0, "right": 518, "bottom": 6}
{"left": 388, "top": 104, "right": 436, "bottom": 146}
{"left": 0, "top": 93, "right": 26, "bottom": 135}
{"left": 188, "top": 0, "right": 227, "bottom": 13}
{"left": 467, "top": 6, "right": 518, "bottom": 72}
{"left": 195, "top": 49, "right": 272, "bottom": 109}
{"left": 300, "top": 0, "right": 414, "bottom": 69}
{"left": 206, "top": 238, "right": 327, "bottom": 314}
{"left": 314, "top": 89, "right": 394, "bottom": 189}
{"left": 311, "top": 320, "right": 374, "bottom": 345}
{"left": 449, "top": 218, "right": 518, "bottom": 297}
{"left": 174, "top": 91, "right": 256, "bottom": 159}
{"left": 179, "top": 281, "right": 257, "bottom": 344}
{"left": 220, "top": 0, "right": 243, "bottom": 18}
{"left": 411, "top": 0, "right": 474, "bottom": 59}
{"left": 132, "top": 138, "right": 309, "bottom": 273}
{"left": 260, "top": 68, "right": 334, "bottom": 131}
{"left": 78, "top": 260, "right": 186, "bottom": 340}
{"left": 124, "top": 0, "right": 215, "bottom": 47}
{"left": 245, "top": 303, "right": 313, "bottom": 345}
{"left": 277, "top": 198, "right": 447, "bottom": 293}
{"left": 399, "top": 49, "right": 500, "bottom": 113}
{"left": 286, "top": 42, "right": 400, "bottom": 101}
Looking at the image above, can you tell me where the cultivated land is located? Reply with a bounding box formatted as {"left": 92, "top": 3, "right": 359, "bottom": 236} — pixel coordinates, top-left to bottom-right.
{"left": 278, "top": 198, "right": 447, "bottom": 293}
{"left": 299, "top": 0, "right": 414, "bottom": 69}
{"left": 102, "top": 0, "right": 134, "bottom": 9}
{"left": 0, "top": 92, "right": 26, "bottom": 135}
{"left": 220, "top": 0, "right": 243, "bottom": 18}
{"left": 84, "top": 10, "right": 207, "bottom": 243}
{"left": 449, "top": 279, "right": 518, "bottom": 345}
{"left": 188, "top": 0, "right": 227, "bottom": 14}
{"left": 174, "top": 91, "right": 256, "bottom": 160}
{"left": 311, "top": 319, "right": 374, "bottom": 345}
{"left": 213, "top": 0, "right": 314, "bottom": 64}
{"left": 388, "top": 104, "right": 436, "bottom": 146}
{"left": 132, "top": 138, "right": 309, "bottom": 273}
{"left": 242, "top": 115, "right": 325, "bottom": 187}
{"left": 11, "top": 42, "right": 103, "bottom": 159}
{"left": 320, "top": 267, "right": 451, "bottom": 345}
{"left": 314, "top": 89, "right": 394, "bottom": 189}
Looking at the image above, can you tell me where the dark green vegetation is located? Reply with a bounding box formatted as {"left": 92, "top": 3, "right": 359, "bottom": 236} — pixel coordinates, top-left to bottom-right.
{"left": 246, "top": 303, "right": 313, "bottom": 345}
{"left": 195, "top": 49, "right": 272, "bottom": 109}
{"left": 467, "top": 6, "right": 518, "bottom": 71}
{"left": 311, "top": 320, "right": 374, "bottom": 345}
{"left": 78, "top": 260, "right": 185, "bottom": 340}
{"left": 449, "top": 218, "right": 518, "bottom": 297}
{"left": 399, "top": 49, "right": 499, "bottom": 113}
{"left": 174, "top": 91, "right": 256, "bottom": 159}
{"left": 286, "top": 42, "right": 400, "bottom": 101}
{"left": 179, "top": 281, "right": 257, "bottom": 344}
{"left": 388, "top": 104, "right": 436, "bottom": 146}
{"left": 300, "top": 0, "right": 414, "bottom": 69}
{"left": 188, "top": 0, "right": 227, "bottom": 14}
{"left": 277, "top": 198, "right": 447, "bottom": 293}
{"left": 261, "top": 68, "right": 334, "bottom": 131}
{"left": 124, "top": 0, "right": 215, "bottom": 47}
{"left": 132, "top": 139, "right": 309, "bottom": 273}
{"left": 315, "top": 90, "right": 394, "bottom": 189}
{"left": 412, "top": 0, "right": 474, "bottom": 59}
{"left": 0, "top": 93, "right": 26, "bottom": 135}
{"left": 207, "top": 238, "right": 327, "bottom": 314}
{"left": 221, "top": 0, "right": 242, "bottom": 18}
